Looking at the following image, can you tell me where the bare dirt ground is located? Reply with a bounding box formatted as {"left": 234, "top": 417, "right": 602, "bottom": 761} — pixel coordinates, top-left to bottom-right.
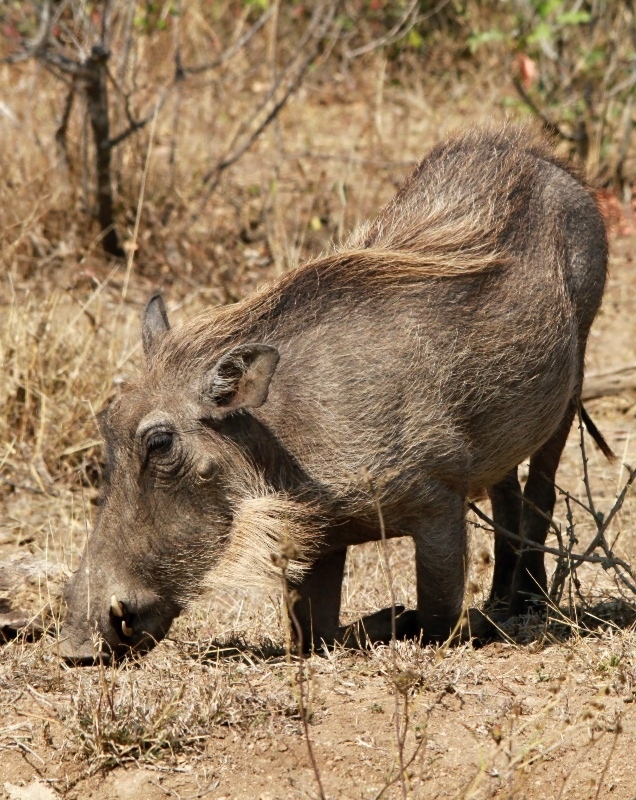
{"left": 3, "top": 10, "right": 636, "bottom": 798}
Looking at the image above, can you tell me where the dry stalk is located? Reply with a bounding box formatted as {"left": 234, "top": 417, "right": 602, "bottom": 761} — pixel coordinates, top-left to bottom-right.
{"left": 271, "top": 544, "right": 326, "bottom": 800}
{"left": 594, "top": 724, "right": 621, "bottom": 800}
{"left": 121, "top": 99, "right": 160, "bottom": 301}
{"left": 361, "top": 469, "right": 408, "bottom": 800}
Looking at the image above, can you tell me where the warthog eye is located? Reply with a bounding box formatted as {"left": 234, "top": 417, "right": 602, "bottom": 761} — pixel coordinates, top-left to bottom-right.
{"left": 146, "top": 430, "right": 174, "bottom": 456}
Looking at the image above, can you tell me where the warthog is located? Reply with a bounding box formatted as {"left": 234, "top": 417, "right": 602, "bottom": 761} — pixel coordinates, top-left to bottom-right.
{"left": 60, "top": 128, "right": 609, "bottom": 662}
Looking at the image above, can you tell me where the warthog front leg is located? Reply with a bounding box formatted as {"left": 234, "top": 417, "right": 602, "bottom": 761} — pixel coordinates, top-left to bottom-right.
{"left": 289, "top": 548, "right": 418, "bottom": 651}
{"left": 335, "top": 606, "right": 420, "bottom": 648}
{"left": 289, "top": 492, "right": 495, "bottom": 650}
{"left": 413, "top": 491, "right": 468, "bottom": 642}
{"left": 288, "top": 556, "right": 442, "bottom": 652}
{"left": 289, "top": 549, "right": 347, "bottom": 651}
{"left": 339, "top": 490, "right": 476, "bottom": 645}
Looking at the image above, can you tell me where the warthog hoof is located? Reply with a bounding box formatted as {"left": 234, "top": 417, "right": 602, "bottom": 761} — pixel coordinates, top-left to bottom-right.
{"left": 333, "top": 605, "right": 497, "bottom": 649}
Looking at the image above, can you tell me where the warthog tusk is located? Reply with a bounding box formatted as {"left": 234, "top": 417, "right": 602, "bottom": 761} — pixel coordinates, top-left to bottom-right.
{"left": 121, "top": 620, "right": 134, "bottom": 637}
{"left": 110, "top": 595, "right": 124, "bottom": 618}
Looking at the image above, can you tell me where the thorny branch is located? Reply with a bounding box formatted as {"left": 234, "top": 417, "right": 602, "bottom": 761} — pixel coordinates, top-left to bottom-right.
{"left": 468, "top": 502, "right": 613, "bottom": 566}
{"left": 469, "top": 439, "right": 636, "bottom": 604}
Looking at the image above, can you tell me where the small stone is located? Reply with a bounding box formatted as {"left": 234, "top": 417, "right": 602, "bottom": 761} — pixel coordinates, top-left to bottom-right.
{"left": 4, "top": 780, "right": 59, "bottom": 800}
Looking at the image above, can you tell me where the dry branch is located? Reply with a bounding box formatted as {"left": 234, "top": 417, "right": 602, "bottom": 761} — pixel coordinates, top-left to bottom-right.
{"left": 469, "top": 437, "right": 636, "bottom": 605}
{"left": 181, "top": 6, "right": 274, "bottom": 76}
{"left": 345, "top": 0, "right": 451, "bottom": 59}
{"left": 4, "top": 1, "right": 340, "bottom": 257}
{"left": 5, "top": 6, "right": 124, "bottom": 256}
{"left": 582, "top": 373, "right": 636, "bottom": 401}
{"left": 185, "top": 0, "right": 342, "bottom": 229}
{"left": 513, "top": 76, "right": 579, "bottom": 144}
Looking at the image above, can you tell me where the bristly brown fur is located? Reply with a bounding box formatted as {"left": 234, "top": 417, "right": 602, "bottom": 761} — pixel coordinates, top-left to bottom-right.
{"left": 151, "top": 127, "right": 605, "bottom": 375}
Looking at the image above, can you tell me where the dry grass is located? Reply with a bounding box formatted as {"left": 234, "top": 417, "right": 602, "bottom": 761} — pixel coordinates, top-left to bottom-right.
{"left": 2, "top": 4, "right": 636, "bottom": 799}
{"left": 2, "top": 596, "right": 636, "bottom": 797}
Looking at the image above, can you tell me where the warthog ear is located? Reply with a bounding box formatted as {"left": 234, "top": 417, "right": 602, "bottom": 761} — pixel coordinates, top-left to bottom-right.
{"left": 204, "top": 343, "right": 280, "bottom": 411}
{"left": 142, "top": 293, "right": 171, "bottom": 359}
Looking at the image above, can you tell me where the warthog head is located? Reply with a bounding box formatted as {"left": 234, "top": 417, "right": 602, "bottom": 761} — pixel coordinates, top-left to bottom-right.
{"left": 59, "top": 294, "right": 281, "bottom": 663}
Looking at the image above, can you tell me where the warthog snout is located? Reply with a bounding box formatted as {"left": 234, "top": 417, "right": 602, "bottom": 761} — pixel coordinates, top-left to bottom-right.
{"left": 59, "top": 575, "right": 181, "bottom": 664}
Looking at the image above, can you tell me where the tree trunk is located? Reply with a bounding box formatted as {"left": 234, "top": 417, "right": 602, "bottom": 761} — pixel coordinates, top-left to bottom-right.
{"left": 83, "top": 45, "right": 124, "bottom": 258}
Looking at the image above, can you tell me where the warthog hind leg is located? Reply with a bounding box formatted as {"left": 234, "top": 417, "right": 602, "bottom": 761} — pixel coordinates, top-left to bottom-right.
{"left": 487, "top": 467, "right": 523, "bottom": 607}
{"left": 509, "top": 402, "right": 577, "bottom": 615}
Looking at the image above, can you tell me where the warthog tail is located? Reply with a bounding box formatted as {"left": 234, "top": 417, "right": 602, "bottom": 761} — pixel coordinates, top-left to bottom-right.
{"left": 581, "top": 404, "right": 616, "bottom": 462}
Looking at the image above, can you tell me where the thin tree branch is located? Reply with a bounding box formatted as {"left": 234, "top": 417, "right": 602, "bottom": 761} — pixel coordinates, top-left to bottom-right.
{"left": 185, "top": 0, "right": 341, "bottom": 229}
{"left": 54, "top": 82, "right": 76, "bottom": 167}
{"left": 345, "top": 0, "right": 452, "bottom": 60}
{"left": 468, "top": 502, "right": 623, "bottom": 568}
{"left": 182, "top": 7, "right": 274, "bottom": 76}
{"left": 513, "top": 76, "right": 578, "bottom": 143}
{"left": 346, "top": 0, "right": 419, "bottom": 58}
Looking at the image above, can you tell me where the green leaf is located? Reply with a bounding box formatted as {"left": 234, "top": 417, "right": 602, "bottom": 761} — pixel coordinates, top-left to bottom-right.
{"left": 584, "top": 48, "right": 605, "bottom": 69}
{"left": 467, "top": 29, "right": 505, "bottom": 54}
{"left": 527, "top": 21, "right": 552, "bottom": 45}
{"left": 557, "top": 10, "right": 591, "bottom": 25}
{"left": 407, "top": 28, "right": 424, "bottom": 49}
{"left": 533, "top": 0, "right": 563, "bottom": 20}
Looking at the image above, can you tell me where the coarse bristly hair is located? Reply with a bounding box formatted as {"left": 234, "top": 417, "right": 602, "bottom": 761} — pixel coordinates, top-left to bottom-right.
{"left": 151, "top": 126, "right": 601, "bottom": 379}
{"left": 211, "top": 492, "right": 326, "bottom": 590}
{"left": 143, "top": 127, "right": 603, "bottom": 536}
